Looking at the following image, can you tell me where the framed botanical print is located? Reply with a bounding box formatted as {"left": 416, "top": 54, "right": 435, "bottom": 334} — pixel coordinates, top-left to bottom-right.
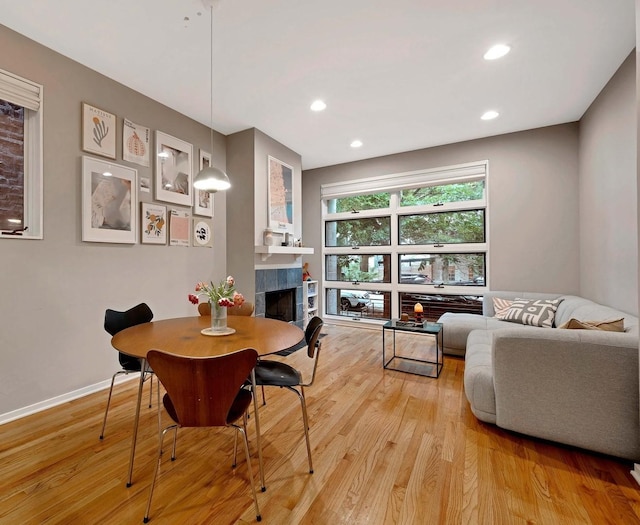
{"left": 268, "top": 155, "right": 294, "bottom": 234}
{"left": 123, "top": 118, "right": 150, "bottom": 167}
{"left": 194, "top": 149, "right": 214, "bottom": 217}
{"left": 82, "top": 103, "right": 116, "bottom": 159}
{"left": 140, "top": 202, "right": 167, "bottom": 244}
{"left": 82, "top": 156, "right": 136, "bottom": 243}
{"left": 155, "top": 131, "right": 193, "bottom": 206}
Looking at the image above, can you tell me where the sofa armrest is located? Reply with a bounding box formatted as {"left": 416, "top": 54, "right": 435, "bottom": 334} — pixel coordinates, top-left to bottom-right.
{"left": 491, "top": 328, "right": 640, "bottom": 460}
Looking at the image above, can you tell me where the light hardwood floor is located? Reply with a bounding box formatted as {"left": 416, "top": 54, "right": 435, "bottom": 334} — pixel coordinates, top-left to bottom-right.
{"left": 1, "top": 323, "right": 640, "bottom": 524}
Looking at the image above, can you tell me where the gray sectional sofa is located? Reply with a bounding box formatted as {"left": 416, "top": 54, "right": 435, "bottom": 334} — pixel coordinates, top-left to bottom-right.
{"left": 437, "top": 291, "right": 640, "bottom": 461}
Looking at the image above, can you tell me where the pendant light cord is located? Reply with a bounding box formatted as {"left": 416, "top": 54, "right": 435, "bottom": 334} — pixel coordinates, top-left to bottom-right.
{"left": 209, "top": 4, "right": 215, "bottom": 157}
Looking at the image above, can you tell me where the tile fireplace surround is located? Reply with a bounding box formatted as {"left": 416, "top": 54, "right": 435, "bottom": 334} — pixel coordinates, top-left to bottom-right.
{"left": 255, "top": 267, "right": 304, "bottom": 329}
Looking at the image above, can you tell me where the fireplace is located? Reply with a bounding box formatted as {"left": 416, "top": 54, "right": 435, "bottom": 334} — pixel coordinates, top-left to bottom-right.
{"left": 265, "top": 288, "right": 296, "bottom": 323}
{"left": 254, "top": 267, "right": 303, "bottom": 328}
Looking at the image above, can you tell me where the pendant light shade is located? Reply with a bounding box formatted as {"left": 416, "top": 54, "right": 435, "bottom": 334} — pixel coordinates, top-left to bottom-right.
{"left": 194, "top": 165, "right": 230, "bottom": 192}
{"left": 194, "top": 0, "right": 230, "bottom": 193}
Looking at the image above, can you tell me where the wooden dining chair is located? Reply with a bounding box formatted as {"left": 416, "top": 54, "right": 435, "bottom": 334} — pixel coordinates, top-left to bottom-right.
{"left": 198, "top": 301, "right": 255, "bottom": 316}
{"left": 197, "top": 302, "right": 211, "bottom": 316}
{"left": 253, "top": 316, "right": 324, "bottom": 474}
{"left": 100, "top": 302, "right": 156, "bottom": 440}
{"left": 228, "top": 301, "right": 254, "bottom": 316}
{"left": 144, "top": 348, "right": 263, "bottom": 523}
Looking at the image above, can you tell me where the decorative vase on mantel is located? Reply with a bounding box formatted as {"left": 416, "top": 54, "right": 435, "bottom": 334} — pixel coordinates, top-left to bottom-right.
{"left": 211, "top": 302, "right": 228, "bottom": 332}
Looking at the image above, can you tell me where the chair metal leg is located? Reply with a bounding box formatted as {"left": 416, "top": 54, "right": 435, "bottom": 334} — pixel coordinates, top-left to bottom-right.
{"left": 144, "top": 425, "right": 177, "bottom": 523}
{"left": 99, "top": 369, "right": 127, "bottom": 440}
{"left": 250, "top": 374, "right": 266, "bottom": 491}
{"left": 127, "top": 362, "right": 147, "bottom": 487}
{"left": 171, "top": 427, "right": 178, "bottom": 460}
{"left": 232, "top": 415, "right": 241, "bottom": 468}
{"left": 238, "top": 423, "right": 262, "bottom": 522}
{"left": 298, "top": 387, "right": 313, "bottom": 473}
{"left": 286, "top": 385, "right": 313, "bottom": 474}
{"left": 148, "top": 373, "right": 153, "bottom": 408}
{"left": 156, "top": 379, "right": 162, "bottom": 445}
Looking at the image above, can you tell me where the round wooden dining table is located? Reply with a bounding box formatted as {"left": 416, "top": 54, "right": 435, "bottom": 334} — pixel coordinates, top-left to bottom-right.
{"left": 111, "top": 315, "right": 304, "bottom": 488}
{"left": 112, "top": 315, "right": 305, "bottom": 359}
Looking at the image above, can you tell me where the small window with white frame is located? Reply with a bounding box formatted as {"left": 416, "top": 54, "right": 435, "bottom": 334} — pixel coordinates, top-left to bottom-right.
{"left": 0, "top": 68, "right": 43, "bottom": 239}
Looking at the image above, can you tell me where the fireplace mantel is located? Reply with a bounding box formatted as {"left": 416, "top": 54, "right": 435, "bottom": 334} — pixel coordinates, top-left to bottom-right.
{"left": 255, "top": 245, "right": 314, "bottom": 261}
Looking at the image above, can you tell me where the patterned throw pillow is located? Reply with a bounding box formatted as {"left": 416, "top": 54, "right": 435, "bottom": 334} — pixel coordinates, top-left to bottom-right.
{"left": 501, "top": 298, "right": 562, "bottom": 328}
{"left": 493, "top": 297, "right": 514, "bottom": 319}
{"left": 558, "top": 318, "right": 625, "bottom": 332}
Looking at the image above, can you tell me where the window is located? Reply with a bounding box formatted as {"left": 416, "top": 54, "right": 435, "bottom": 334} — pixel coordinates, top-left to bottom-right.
{"left": 0, "top": 68, "right": 43, "bottom": 239}
{"left": 399, "top": 210, "right": 485, "bottom": 245}
{"left": 325, "top": 254, "right": 391, "bottom": 283}
{"left": 325, "top": 217, "right": 391, "bottom": 247}
{"left": 322, "top": 161, "right": 488, "bottom": 323}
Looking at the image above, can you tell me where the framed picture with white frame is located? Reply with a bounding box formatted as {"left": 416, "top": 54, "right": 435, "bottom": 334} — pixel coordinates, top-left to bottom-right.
{"left": 267, "top": 155, "right": 294, "bottom": 234}
{"left": 82, "top": 103, "right": 116, "bottom": 159}
{"left": 82, "top": 156, "right": 137, "bottom": 243}
{"left": 155, "top": 130, "right": 193, "bottom": 206}
{"left": 194, "top": 149, "right": 214, "bottom": 217}
{"left": 140, "top": 202, "right": 167, "bottom": 244}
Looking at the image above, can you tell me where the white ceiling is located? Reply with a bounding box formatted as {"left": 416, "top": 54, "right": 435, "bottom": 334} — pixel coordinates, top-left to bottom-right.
{"left": 0, "top": 0, "right": 635, "bottom": 170}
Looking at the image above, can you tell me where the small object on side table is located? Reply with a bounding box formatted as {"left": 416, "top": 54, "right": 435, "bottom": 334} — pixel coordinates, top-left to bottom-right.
{"left": 414, "top": 302, "right": 423, "bottom": 323}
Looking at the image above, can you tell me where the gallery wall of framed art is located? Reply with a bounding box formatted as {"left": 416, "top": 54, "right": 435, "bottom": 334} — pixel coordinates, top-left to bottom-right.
{"left": 79, "top": 102, "right": 220, "bottom": 248}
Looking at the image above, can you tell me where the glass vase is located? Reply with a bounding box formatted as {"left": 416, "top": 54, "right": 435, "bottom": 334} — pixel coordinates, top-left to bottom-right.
{"left": 211, "top": 302, "right": 228, "bottom": 332}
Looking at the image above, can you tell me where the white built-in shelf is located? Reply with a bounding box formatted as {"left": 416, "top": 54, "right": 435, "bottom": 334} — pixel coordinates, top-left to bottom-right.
{"left": 255, "top": 245, "right": 314, "bottom": 261}
{"left": 303, "top": 280, "right": 319, "bottom": 327}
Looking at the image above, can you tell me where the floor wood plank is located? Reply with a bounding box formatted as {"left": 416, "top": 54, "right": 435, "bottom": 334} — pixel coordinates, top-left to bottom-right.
{"left": 1, "top": 323, "right": 639, "bottom": 524}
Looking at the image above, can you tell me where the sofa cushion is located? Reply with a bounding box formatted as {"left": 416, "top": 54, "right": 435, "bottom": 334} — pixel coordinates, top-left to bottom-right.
{"left": 558, "top": 317, "right": 625, "bottom": 332}
{"left": 439, "top": 313, "right": 509, "bottom": 356}
{"left": 492, "top": 297, "right": 513, "bottom": 319}
{"left": 463, "top": 330, "right": 496, "bottom": 423}
{"left": 501, "top": 298, "right": 561, "bottom": 328}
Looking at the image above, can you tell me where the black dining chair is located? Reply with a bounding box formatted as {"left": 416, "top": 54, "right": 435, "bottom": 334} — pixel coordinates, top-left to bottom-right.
{"left": 144, "top": 348, "right": 263, "bottom": 523}
{"left": 99, "top": 302, "right": 155, "bottom": 440}
{"left": 253, "top": 316, "right": 324, "bottom": 474}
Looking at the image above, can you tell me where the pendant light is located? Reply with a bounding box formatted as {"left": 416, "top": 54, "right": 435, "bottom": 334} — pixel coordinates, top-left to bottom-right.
{"left": 193, "top": 0, "right": 230, "bottom": 192}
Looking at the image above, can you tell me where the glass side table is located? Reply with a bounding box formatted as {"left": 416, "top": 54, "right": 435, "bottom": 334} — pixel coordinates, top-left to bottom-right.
{"left": 382, "top": 320, "right": 443, "bottom": 378}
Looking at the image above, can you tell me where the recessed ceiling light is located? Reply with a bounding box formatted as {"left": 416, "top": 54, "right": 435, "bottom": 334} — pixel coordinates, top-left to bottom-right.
{"left": 310, "top": 100, "right": 327, "bottom": 112}
{"left": 350, "top": 140, "right": 363, "bottom": 148}
{"left": 481, "top": 110, "right": 499, "bottom": 120}
{"left": 484, "top": 44, "right": 511, "bottom": 60}
{"left": 103, "top": 170, "right": 112, "bottom": 177}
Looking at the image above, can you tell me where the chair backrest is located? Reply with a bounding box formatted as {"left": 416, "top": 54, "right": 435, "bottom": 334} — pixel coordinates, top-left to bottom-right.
{"left": 304, "top": 316, "right": 324, "bottom": 359}
{"left": 228, "top": 302, "right": 254, "bottom": 316}
{"left": 105, "top": 303, "right": 153, "bottom": 370}
{"left": 147, "top": 348, "right": 258, "bottom": 428}
{"left": 104, "top": 302, "right": 153, "bottom": 336}
{"left": 197, "top": 302, "right": 211, "bottom": 316}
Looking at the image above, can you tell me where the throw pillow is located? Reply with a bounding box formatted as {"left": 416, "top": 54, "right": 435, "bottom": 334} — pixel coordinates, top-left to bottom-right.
{"left": 558, "top": 317, "right": 625, "bottom": 332}
{"left": 493, "top": 297, "right": 514, "bottom": 319}
{"left": 501, "top": 298, "right": 562, "bottom": 328}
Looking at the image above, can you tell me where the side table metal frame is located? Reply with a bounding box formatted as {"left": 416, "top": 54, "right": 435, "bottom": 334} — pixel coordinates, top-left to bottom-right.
{"left": 382, "top": 320, "right": 444, "bottom": 378}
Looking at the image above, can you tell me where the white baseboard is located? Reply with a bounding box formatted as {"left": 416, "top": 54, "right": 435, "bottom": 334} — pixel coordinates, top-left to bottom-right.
{"left": 0, "top": 373, "right": 140, "bottom": 426}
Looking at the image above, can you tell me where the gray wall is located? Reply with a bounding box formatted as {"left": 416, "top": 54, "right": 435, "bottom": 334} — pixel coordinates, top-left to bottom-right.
{"left": 227, "top": 128, "right": 257, "bottom": 302}
{"left": 226, "top": 127, "right": 304, "bottom": 304}
{"left": 302, "top": 124, "right": 580, "bottom": 298}
{"left": 0, "top": 25, "right": 228, "bottom": 417}
{"left": 579, "top": 52, "right": 638, "bottom": 315}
